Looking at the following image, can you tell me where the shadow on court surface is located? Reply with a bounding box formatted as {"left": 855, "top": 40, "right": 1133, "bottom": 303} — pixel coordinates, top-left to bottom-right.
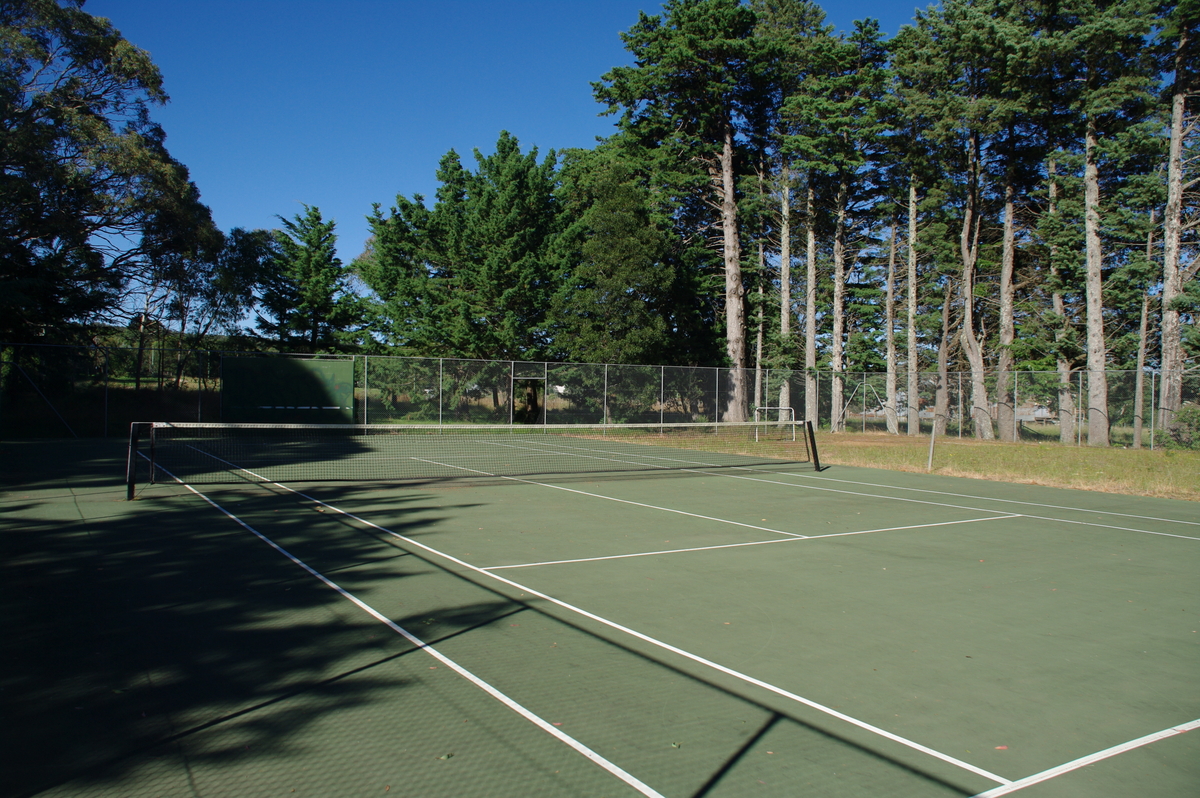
{"left": 1, "top": 440, "right": 997, "bottom": 798}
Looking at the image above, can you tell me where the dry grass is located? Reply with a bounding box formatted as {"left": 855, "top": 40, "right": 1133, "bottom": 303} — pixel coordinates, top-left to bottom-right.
{"left": 817, "top": 432, "right": 1200, "bottom": 502}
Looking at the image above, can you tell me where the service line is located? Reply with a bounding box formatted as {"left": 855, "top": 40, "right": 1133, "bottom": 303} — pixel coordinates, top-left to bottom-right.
{"left": 485, "top": 515, "right": 1016, "bottom": 571}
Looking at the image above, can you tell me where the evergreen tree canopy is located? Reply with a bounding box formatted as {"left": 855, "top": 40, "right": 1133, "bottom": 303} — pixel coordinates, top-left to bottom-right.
{"left": 258, "top": 205, "right": 361, "bottom": 351}
{"left": 358, "top": 131, "right": 560, "bottom": 360}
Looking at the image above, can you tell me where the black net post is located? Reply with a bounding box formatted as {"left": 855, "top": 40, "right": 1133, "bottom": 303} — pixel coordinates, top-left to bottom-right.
{"left": 149, "top": 423, "right": 157, "bottom": 485}
{"left": 125, "top": 422, "right": 144, "bottom": 500}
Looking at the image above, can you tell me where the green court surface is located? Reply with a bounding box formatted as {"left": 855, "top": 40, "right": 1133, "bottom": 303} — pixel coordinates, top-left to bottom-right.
{"left": 2, "top": 438, "right": 1197, "bottom": 797}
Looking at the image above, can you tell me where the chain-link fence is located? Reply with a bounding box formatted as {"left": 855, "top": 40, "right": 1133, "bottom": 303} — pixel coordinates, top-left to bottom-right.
{"left": 2, "top": 342, "right": 1196, "bottom": 447}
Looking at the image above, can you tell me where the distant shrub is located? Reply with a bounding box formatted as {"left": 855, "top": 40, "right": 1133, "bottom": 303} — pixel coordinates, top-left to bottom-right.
{"left": 1165, "top": 405, "right": 1200, "bottom": 450}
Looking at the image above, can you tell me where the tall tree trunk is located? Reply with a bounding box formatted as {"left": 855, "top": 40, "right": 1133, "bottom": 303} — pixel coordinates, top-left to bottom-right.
{"left": 830, "top": 180, "right": 848, "bottom": 433}
{"left": 995, "top": 178, "right": 1017, "bottom": 441}
{"left": 1133, "top": 211, "right": 1156, "bottom": 450}
{"left": 885, "top": 221, "right": 899, "bottom": 434}
{"left": 1133, "top": 293, "right": 1151, "bottom": 449}
{"left": 778, "top": 168, "right": 792, "bottom": 420}
{"left": 1048, "top": 161, "right": 1076, "bottom": 444}
{"left": 907, "top": 176, "right": 920, "bottom": 436}
{"left": 804, "top": 183, "right": 818, "bottom": 426}
{"left": 935, "top": 279, "right": 954, "bottom": 437}
{"left": 755, "top": 249, "right": 765, "bottom": 410}
{"left": 719, "top": 124, "right": 747, "bottom": 421}
{"left": 958, "top": 131, "right": 994, "bottom": 440}
{"left": 1159, "top": 25, "right": 1190, "bottom": 431}
{"left": 1083, "top": 115, "right": 1109, "bottom": 446}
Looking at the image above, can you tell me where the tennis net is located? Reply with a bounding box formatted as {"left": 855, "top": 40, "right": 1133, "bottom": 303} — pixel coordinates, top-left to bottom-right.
{"left": 126, "top": 420, "right": 818, "bottom": 497}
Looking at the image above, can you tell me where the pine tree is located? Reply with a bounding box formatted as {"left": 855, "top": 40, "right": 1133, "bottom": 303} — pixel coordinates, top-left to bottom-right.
{"left": 358, "top": 132, "right": 560, "bottom": 360}
{"left": 258, "top": 206, "right": 361, "bottom": 351}
{"left": 595, "top": 0, "right": 776, "bottom": 420}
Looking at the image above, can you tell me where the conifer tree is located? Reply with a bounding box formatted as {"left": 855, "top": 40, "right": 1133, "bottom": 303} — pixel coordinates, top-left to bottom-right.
{"left": 258, "top": 206, "right": 361, "bottom": 351}
{"left": 595, "top": 0, "right": 776, "bottom": 420}
{"left": 358, "top": 132, "right": 560, "bottom": 360}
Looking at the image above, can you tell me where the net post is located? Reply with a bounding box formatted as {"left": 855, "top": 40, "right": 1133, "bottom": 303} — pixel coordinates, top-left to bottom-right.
{"left": 149, "top": 424, "right": 158, "bottom": 484}
{"left": 805, "top": 420, "right": 821, "bottom": 471}
{"left": 125, "top": 422, "right": 142, "bottom": 500}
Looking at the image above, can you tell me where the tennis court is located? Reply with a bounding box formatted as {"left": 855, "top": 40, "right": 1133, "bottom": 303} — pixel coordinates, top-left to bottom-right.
{"left": 3, "top": 427, "right": 1198, "bottom": 798}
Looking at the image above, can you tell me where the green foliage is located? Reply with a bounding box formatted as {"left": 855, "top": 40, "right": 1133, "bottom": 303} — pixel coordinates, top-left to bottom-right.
{"left": 0, "top": 0, "right": 214, "bottom": 342}
{"left": 258, "top": 206, "right": 362, "bottom": 351}
{"left": 1165, "top": 405, "right": 1200, "bottom": 449}
{"left": 357, "top": 132, "right": 560, "bottom": 360}
{"left": 551, "top": 150, "right": 674, "bottom": 364}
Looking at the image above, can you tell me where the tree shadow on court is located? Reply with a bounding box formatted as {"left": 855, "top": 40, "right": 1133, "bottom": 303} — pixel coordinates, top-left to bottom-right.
{"left": 3, "top": 439, "right": 980, "bottom": 797}
{"left": 0, "top": 442, "right": 525, "bottom": 798}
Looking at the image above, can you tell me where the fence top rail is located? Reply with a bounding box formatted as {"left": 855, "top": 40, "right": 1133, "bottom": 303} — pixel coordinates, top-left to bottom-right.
{"left": 2, "top": 342, "right": 1192, "bottom": 379}
{"left": 142, "top": 420, "right": 799, "bottom": 431}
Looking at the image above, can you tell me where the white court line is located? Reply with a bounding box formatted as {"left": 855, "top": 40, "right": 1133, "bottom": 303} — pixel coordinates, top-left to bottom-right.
{"left": 416, "top": 455, "right": 1034, "bottom": 538}
{"left": 971, "top": 718, "right": 1200, "bottom": 797}
{"left": 485, "top": 515, "right": 1017, "bottom": 571}
{"left": 149, "top": 458, "right": 666, "bottom": 798}
{"left": 484, "top": 537, "right": 801, "bottom": 570}
{"left": 517, "top": 436, "right": 1198, "bottom": 531}
{"left": 681, "top": 469, "right": 1200, "bottom": 542}
{"left": 176, "top": 453, "right": 1011, "bottom": 788}
{"left": 482, "top": 438, "right": 1200, "bottom": 540}
{"left": 771, "top": 471, "right": 1200, "bottom": 527}
{"left": 460, "top": 440, "right": 1198, "bottom": 542}
{"left": 410, "top": 457, "right": 810, "bottom": 539}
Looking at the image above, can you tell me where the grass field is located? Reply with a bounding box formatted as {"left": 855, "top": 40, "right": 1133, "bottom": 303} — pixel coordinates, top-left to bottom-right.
{"left": 819, "top": 431, "right": 1200, "bottom": 501}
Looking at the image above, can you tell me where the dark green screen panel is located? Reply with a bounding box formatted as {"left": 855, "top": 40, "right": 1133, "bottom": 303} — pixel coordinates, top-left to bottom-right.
{"left": 222, "top": 357, "right": 354, "bottom": 423}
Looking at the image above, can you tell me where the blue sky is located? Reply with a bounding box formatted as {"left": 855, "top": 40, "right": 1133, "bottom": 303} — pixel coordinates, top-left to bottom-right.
{"left": 86, "top": 1, "right": 925, "bottom": 264}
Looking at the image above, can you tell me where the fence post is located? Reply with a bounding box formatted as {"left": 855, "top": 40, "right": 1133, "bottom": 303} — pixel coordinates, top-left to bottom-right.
{"left": 660, "top": 365, "right": 665, "bottom": 430}
{"left": 1077, "top": 371, "right": 1083, "bottom": 446}
{"left": 362, "top": 355, "right": 368, "bottom": 424}
{"left": 439, "top": 358, "right": 444, "bottom": 425}
{"left": 1150, "top": 370, "right": 1156, "bottom": 450}
{"left": 194, "top": 351, "right": 201, "bottom": 424}
{"left": 957, "top": 373, "right": 963, "bottom": 439}
{"left": 606, "top": 364, "right": 613, "bottom": 424}
{"left": 1014, "top": 371, "right": 1020, "bottom": 441}
{"left": 103, "top": 348, "right": 110, "bottom": 437}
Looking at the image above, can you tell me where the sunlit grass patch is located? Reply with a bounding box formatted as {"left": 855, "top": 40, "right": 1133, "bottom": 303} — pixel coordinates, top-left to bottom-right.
{"left": 819, "top": 432, "right": 1200, "bottom": 501}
